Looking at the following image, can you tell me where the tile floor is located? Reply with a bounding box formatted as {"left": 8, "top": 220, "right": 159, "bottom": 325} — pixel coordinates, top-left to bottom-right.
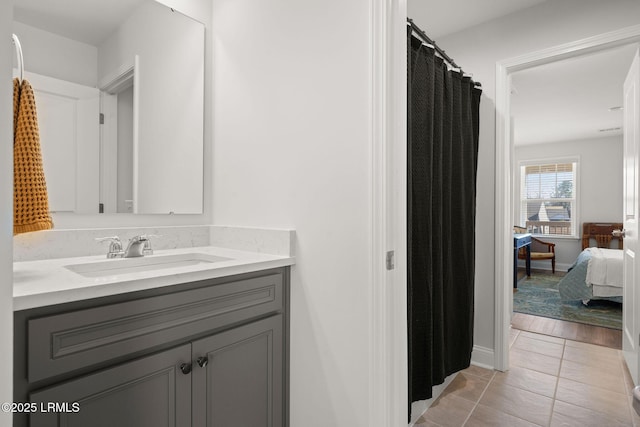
{"left": 413, "top": 328, "right": 640, "bottom": 426}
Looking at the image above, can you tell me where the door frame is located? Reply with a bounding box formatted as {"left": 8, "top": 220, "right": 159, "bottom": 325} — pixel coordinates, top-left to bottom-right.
{"left": 370, "top": 0, "right": 408, "bottom": 426}
{"left": 495, "top": 24, "right": 640, "bottom": 371}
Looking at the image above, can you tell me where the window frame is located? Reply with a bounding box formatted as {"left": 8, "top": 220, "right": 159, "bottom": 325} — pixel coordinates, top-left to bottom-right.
{"left": 517, "top": 156, "right": 580, "bottom": 239}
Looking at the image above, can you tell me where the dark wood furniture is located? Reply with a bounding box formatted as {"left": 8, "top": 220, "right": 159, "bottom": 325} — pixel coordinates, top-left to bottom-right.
{"left": 582, "top": 222, "right": 624, "bottom": 250}
{"left": 514, "top": 233, "right": 531, "bottom": 288}
{"left": 15, "top": 268, "right": 289, "bottom": 427}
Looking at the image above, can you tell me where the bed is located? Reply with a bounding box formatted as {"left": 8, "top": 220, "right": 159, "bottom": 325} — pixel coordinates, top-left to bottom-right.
{"left": 558, "top": 222, "right": 624, "bottom": 304}
{"left": 558, "top": 247, "right": 623, "bottom": 303}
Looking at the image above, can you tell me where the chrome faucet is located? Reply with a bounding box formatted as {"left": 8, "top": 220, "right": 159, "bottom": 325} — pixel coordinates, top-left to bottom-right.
{"left": 123, "top": 235, "right": 149, "bottom": 258}
{"left": 96, "top": 234, "right": 157, "bottom": 258}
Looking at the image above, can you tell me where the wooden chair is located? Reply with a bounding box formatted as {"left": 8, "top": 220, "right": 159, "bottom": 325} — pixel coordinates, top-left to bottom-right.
{"left": 514, "top": 226, "right": 556, "bottom": 274}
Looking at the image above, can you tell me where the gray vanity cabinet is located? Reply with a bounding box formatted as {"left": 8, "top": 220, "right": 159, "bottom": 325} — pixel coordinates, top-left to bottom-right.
{"left": 29, "top": 344, "right": 192, "bottom": 427}
{"left": 192, "top": 315, "right": 283, "bottom": 427}
{"left": 14, "top": 268, "right": 289, "bottom": 427}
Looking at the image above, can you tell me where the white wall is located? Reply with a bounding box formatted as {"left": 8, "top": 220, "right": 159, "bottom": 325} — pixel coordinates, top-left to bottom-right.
{"left": 1, "top": 2, "right": 14, "bottom": 423}
{"left": 11, "top": 21, "right": 98, "bottom": 87}
{"left": 413, "top": 0, "right": 640, "bottom": 357}
{"left": 515, "top": 136, "right": 624, "bottom": 269}
{"left": 211, "top": 0, "right": 373, "bottom": 425}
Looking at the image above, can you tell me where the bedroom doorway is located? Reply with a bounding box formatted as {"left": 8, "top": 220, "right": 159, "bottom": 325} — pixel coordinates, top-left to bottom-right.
{"left": 494, "top": 26, "right": 640, "bottom": 372}
{"left": 508, "top": 46, "right": 635, "bottom": 348}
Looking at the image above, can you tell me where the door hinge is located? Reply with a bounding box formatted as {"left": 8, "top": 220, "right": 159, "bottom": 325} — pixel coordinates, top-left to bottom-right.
{"left": 99, "top": 113, "right": 104, "bottom": 124}
{"left": 98, "top": 203, "right": 104, "bottom": 213}
{"left": 386, "top": 250, "right": 395, "bottom": 271}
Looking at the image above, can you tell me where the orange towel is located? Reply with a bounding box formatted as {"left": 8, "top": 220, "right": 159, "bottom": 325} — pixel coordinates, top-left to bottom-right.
{"left": 13, "top": 78, "right": 53, "bottom": 235}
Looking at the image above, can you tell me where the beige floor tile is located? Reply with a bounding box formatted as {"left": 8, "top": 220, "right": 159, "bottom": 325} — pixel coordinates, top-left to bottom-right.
{"left": 514, "top": 335, "right": 565, "bottom": 358}
{"left": 493, "top": 365, "right": 558, "bottom": 398}
{"left": 555, "top": 377, "right": 631, "bottom": 424}
{"left": 478, "top": 381, "right": 553, "bottom": 426}
{"left": 439, "top": 372, "right": 490, "bottom": 403}
{"left": 627, "top": 395, "right": 640, "bottom": 426}
{"left": 559, "top": 359, "right": 627, "bottom": 394}
{"left": 622, "top": 362, "right": 635, "bottom": 396}
{"left": 421, "top": 393, "right": 476, "bottom": 427}
{"left": 413, "top": 415, "right": 443, "bottom": 427}
{"left": 510, "top": 328, "right": 521, "bottom": 348}
{"left": 563, "top": 338, "right": 621, "bottom": 354}
{"left": 562, "top": 345, "right": 625, "bottom": 374}
{"left": 551, "top": 400, "right": 632, "bottom": 427}
{"left": 461, "top": 364, "right": 495, "bottom": 380}
{"left": 465, "top": 404, "right": 540, "bottom": 427}
{"left": 510, "top": 347, "right": 562, "bottom": 376}
{"left": 519, "top": 330, "right": 565, "bottom": 345}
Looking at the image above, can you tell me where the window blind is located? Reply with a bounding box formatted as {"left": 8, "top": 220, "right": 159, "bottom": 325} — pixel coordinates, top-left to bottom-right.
{"left": 520, "top": 161, "right": 577, "bottom": 237}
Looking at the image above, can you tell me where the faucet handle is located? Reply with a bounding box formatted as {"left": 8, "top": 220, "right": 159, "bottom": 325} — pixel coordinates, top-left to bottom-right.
{"left": 140, "top": 234, "right": 161, "bottom": 255}
{"left": 95, "top": 236, "right": 124, "bottom": 258}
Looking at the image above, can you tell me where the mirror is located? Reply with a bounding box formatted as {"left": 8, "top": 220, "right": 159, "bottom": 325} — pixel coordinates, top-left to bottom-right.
{"left": 12, "top": 0, "right": 205, "bottom": 214}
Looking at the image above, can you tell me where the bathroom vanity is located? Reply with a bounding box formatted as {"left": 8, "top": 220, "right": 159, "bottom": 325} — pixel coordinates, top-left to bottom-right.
{"left": 13, "top": 244, "right": 293, "bottom": 427}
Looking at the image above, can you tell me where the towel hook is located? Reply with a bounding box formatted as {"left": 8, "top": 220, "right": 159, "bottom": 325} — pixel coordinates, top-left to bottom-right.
{"left": 12, "top": 34, "right": 24, "bottom": 82}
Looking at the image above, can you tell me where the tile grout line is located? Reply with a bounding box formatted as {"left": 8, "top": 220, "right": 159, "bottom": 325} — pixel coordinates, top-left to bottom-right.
{"left": 547, "top": 339, "right": 566, "bottom": 426}
{"left": 461, "top": 328, "right": 518, "bottom": 426}
{"left": 555, "top": 342, "right": 632, "bottom": 425}
{"left": 461, "top": 369, "right": 495, "bottom": 426}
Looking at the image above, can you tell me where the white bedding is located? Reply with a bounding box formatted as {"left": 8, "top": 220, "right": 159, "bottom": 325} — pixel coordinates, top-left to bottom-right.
{"left": 585, "top": 247, "right": 623, "bottom": 297}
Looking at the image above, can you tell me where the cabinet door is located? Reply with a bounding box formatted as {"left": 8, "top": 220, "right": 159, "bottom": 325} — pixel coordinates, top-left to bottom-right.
{"left": 29, "top": 344, "right": 191, "bottom": 427}
{"left": 192, "top": 315, "right": 283, "bottom": 427}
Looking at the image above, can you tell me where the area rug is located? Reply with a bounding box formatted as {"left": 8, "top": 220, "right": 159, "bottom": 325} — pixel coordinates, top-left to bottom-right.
{"left": 513, "top": 272, "right": 622, "bottom": 330}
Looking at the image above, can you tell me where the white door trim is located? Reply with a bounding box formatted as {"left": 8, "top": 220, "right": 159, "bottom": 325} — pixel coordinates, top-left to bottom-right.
{"left": 369, "top": 0, "right": 408, "bottom": 426}
{"left": 495, "top": 24, "right": 640, "bottom": 371}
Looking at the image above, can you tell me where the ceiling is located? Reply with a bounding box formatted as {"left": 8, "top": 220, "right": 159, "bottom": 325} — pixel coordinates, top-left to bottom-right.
{"left": 511, "top": 44, "right": 637, "bottom": 145}
{"left": 13, "top": 0, "right": 146, "bottom": 46}
{"left": 408, "top": 0, "right": 638, "bottom": 146}
{"left": 408, "top": 0, "right": 548, "bottom": 38}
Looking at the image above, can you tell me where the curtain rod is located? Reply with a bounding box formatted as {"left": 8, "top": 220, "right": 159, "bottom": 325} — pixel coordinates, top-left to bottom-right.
{"left": 407, "top": 19, "right": 482, "bottom": 88}
{"left": 407, "top": 18, "right": 463, "bottom": 70}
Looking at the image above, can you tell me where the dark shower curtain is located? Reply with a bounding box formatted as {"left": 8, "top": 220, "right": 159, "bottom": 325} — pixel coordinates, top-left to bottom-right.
{"left": 407, "top": 31, "right": 481, "bottom": 410}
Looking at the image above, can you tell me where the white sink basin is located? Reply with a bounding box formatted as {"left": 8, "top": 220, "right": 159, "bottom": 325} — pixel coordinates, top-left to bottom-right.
{"left": 64, "top": 253, "right": 231, "bottom": 278}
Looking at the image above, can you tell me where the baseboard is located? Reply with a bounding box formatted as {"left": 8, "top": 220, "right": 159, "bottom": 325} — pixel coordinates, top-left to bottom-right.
{"left": 517, "top": 260, "right": 572, "bottom": 272}
{"left": 471, "top": 345, "right": 494, "bottom": 370}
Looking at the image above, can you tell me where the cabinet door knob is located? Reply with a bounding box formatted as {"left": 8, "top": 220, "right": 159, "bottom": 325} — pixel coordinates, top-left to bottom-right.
{"left": 180, "top": 363, "right": 192, "bottom": 374}
{"left": 196, "top": 356, "right": 208, "bottom": 368}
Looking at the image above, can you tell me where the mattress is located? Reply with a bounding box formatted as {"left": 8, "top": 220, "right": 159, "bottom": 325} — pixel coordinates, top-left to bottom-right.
{"left": 558, "top": 248, "right": 623, "bottom": 303}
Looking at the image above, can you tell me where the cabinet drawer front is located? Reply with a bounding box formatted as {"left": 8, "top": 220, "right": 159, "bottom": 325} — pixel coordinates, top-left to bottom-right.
{"left": 28, "top": 272, "right": 283, "bottom": 383}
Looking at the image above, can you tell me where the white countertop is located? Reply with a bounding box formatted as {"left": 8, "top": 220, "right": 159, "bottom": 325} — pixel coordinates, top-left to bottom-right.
{"left": 13, "top": 246, "right": 295, "bottom": 311}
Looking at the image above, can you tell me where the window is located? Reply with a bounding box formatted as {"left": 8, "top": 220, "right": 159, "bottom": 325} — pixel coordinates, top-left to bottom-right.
{"left": 519, "top": 160, "right": 578, "bottom": 237}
